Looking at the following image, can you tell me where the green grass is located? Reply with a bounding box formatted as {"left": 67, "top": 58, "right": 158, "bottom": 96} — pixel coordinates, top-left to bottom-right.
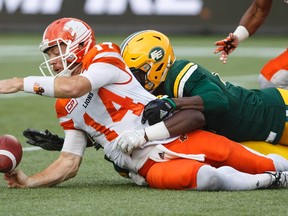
{"left": 1, "top": 34, "right": 288, "bottom": 216}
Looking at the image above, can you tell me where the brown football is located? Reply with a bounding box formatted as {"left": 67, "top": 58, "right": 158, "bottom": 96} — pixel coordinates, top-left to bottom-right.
{"left": 0, "top": 134, "right": 23, "bottom": 173}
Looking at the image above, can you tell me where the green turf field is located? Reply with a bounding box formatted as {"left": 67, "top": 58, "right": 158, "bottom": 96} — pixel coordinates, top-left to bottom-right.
{"left": 1, "top": 34, "right": 288, "bottom": 216}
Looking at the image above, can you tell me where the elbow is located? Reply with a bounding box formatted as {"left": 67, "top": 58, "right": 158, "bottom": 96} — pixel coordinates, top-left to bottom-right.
{"left": 197, "top": 111, "right": 205, "bottom": 128}
{"left": 59, "top": 153, "right": 82, "bottom": 181}
{"left": 186, "top": 109, "right": 205, "bottom": 129}
{"left": 66, "top": 162, "right": 80, "bottom": 179}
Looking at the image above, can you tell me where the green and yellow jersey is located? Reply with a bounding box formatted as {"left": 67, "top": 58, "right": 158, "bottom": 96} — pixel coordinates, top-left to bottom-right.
{"left": 164, "top": 60, "right": 286, "bottom": 144}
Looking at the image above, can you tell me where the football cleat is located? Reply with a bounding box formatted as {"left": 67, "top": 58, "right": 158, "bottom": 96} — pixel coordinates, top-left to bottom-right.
{"left": 267, "top": 171, "right": 288, "bottom": 188}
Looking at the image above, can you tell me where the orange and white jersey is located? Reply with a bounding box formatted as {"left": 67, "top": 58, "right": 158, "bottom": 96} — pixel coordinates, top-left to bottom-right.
{"left": 55, "top": 42, "right": 166, "bottom": 171}
{"left": 258, "top": 49, "right": 288, "bottom": 89}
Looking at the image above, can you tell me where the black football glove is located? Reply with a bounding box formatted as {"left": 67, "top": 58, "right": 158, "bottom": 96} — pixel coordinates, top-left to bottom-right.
{"left": 23, "top": 128, "right": 64, "bottom": 151}
{"left": 23, "top": 128, "right": 103, "bottom": 151}
{"left": 141, "top": 97, "right": 176, "bottom": 125}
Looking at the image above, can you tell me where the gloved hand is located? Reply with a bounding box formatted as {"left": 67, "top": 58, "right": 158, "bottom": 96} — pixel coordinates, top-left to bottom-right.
{"left": 23, "top": 128, "right": 102, "bottom": 151}
{"left": 214, "top": 33, "right": 239, "bottom": 64}
{"left": 141, "top": 97, "right": 176, "bottom": 125}
{"left": 116, "top": 129, "right": 147, "bottom": 154}
{"left": 23, "top": 128, "right": 64, "bottom": 151}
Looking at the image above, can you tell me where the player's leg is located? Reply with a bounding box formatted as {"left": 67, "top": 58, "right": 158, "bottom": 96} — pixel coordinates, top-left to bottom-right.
{"left": 259, "top": 49, "right": 288, "bottom": 89}
{"left": 144, "top": 158, "right": 202, "bottom": 190}
{"left": 258, "top": 74, "right": 276, "bottom": 89}
{"left": 196, "top": 165, "right": 288, "bottom": 191}
{"left": 144, "top": 158, "right": 288, "bottom": 191}
{"left": 165, "top": 130, "right": 276, "bottom": 174}
{"left": 267, "top": 153, "right": 288, "bottom": 171}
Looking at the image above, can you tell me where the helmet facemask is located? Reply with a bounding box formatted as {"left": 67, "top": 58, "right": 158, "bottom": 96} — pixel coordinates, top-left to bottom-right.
{"left": 39, "top": 39, "right": 80, "bottom": 77}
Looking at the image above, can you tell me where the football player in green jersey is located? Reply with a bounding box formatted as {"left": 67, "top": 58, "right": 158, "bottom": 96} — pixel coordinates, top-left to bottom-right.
{"left": 120, "top": 30, "right": 288, "bottom": 146}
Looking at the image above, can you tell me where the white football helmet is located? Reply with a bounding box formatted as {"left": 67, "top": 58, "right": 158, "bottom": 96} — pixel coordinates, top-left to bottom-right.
{"left": 39, "top": 17, "right": 96, "bottom": 77}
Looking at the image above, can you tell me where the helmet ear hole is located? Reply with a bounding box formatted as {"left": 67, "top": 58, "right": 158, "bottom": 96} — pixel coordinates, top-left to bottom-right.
{"left": 79, "top": 42, "right": 85, "bottom": 48}
{"left": 156, "top": 63, "right": 164, "bottom": 72}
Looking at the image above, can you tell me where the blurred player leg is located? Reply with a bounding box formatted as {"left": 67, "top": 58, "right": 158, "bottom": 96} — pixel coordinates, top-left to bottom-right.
{"left": 259, "top": 49, "right": 288, "bottom": 89}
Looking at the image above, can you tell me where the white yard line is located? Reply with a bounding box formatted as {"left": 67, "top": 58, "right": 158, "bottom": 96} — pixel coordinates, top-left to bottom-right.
{"left": 23, "top": 146, "right": 42, "bottom": 152}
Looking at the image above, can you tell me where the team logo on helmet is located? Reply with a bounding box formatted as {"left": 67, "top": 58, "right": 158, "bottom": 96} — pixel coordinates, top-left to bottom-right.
{"left": 149, "top": 47, "right": 164, "bottom": 62}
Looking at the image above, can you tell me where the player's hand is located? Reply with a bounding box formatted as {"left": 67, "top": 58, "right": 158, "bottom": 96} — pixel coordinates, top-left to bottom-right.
{"left": 141, "top": 97, "right": 176, "bottom": 125}
{"left": 23, "top": 128, "right": 64, "bottom": 151}
{"left": 115, "top": 130, "right": 147, "bottom": 154}
{"left": 214, "top": 33, "right": 239, "bottom": 64}
{"left": 4, "top": 170, "right": 29, "bottom": 188}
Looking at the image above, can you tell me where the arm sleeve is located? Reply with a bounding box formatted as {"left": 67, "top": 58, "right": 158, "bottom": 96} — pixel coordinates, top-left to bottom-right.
{"left": 61, "top": 130, "right": 87, "bottom": 157}
{"left": 80, "top": 63, "right": 131, "bottom": 91}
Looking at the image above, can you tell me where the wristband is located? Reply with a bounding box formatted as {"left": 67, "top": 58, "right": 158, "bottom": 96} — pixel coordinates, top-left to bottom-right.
{"left": 24, "top": 76, "right": 55, "bottom": 97}
{"left": 144, "top": 121, "right": 170, "bottom": 141}
{"left": 162, "top": 97, "right": 177, "bottom": 109}
{"left": 233, "top": 26, "right": 249, "bottom": 42}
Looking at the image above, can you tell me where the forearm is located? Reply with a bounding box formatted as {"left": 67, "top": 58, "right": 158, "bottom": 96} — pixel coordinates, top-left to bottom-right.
{"left": 53, "top": 76, "right": 91, "bottom": 98}
{"left": 164, "top": 109, "right": 205, "bottom": 137}
{"left": 26, "top": 152, "right": 81, "bottom": 188}
{"left": 144, "top": 109, "right": 205, "bottom": 141}
{"left": 2, "top": 75, "right": 92, "bottom": 98}
{"left": 239, "top": 0, "right": 272, "bottom": 36}
{"left": 172, "top": 96, "right": 204, "bottom": 111}
{"left": 0, "top": 78, "right": 23, "bottom": 93}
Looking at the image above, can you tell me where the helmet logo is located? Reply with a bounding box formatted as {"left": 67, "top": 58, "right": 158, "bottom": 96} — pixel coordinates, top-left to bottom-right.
{"left": 149, "top": 47, "right": 164, "bottom": 62}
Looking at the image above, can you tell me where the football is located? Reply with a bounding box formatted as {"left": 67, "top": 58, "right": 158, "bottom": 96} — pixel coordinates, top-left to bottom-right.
{"left": 0, "top": 134, "right": 23, "bottom": 173}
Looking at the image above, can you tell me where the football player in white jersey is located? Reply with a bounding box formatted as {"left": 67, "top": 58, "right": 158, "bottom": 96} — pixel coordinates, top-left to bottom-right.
{"left": 2, "top": 17, "right": 288, "bottom": 190}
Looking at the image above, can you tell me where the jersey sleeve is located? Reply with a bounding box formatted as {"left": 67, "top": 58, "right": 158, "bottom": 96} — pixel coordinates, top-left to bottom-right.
{"left": 55, "top": 98, "right": 76, "bottom": 130}
{"left": 81, "top": 63, "right": 131, "bottom": 91}
{"left": 55, "top": 99, "right": 87, "bottom": 156}
{"left": 80, "top": 42, "right": 132, "bottom": 91}
{"left": 192, "top": 72, "right": 229, "bottom": 114}
{"left": 62, "top": 129, "right": 87, "bottom": 157}
{"left": 170, "top": 61, "right": 229, "bottom": 114}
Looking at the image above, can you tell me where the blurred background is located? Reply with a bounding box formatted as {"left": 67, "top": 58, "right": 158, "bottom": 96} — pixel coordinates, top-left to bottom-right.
{"left": 0, "top": 0, "right": 287, "bottom": 35}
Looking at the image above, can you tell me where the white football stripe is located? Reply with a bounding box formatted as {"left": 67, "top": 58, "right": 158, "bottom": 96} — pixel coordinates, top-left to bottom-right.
{"left": 0, "top": 150, "right": 17, "bottom": 171}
